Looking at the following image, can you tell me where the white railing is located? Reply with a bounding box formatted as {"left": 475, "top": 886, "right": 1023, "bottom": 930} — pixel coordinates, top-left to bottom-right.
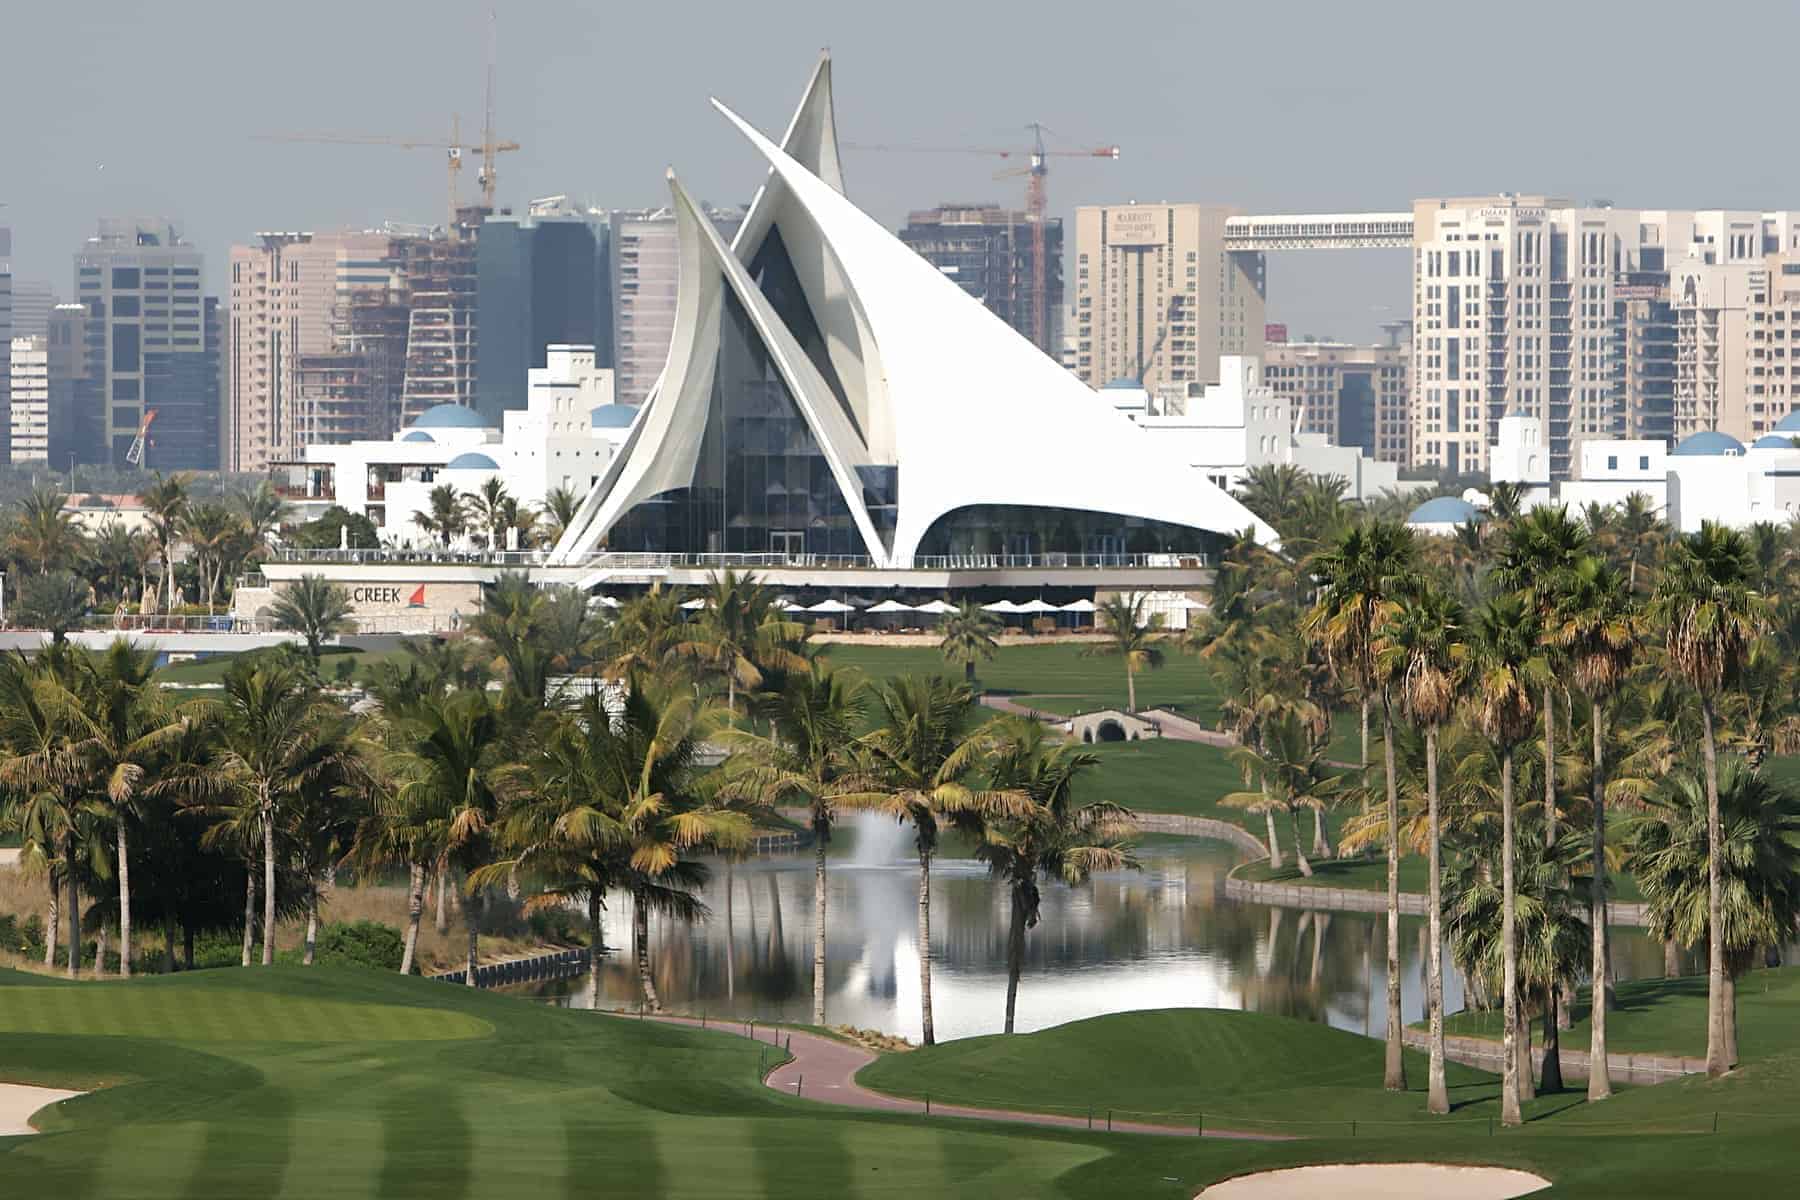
{"left": 267, "top": 548, "right": 1212, "bottom": 572}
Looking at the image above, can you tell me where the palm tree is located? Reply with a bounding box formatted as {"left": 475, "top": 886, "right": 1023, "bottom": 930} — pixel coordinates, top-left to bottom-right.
{"left": 1648, "top": 521, "right": 1768, "bottom": 1077}
{"left": 717, "top": 663, "right": 866, "bottom": 1024}
{"left": 413, "top": 483, "right": 467, "bottom": 548}
{"left": 1235, "top": 462, "right": 1309, "bottom": 532}
{"left": 852, "top": 674, "right": 1017, "bottom": 1045}
{"left": 609, "top": 676, "right": 749, "bottom": 1011}
{"left": 1616, "top": 492, "right": 1667, "bottom": 595}
{"left": 672, "top": 569, "right": 807, "bottom": 716}
{"left": 465, "top": 477, "right": 513, "bottom": 550}
{"left": 14, "top": 571, "right": 90, "bottom": 644}
{"left": 1549, "top": 554, "right": 1639, "bottom": 1100}
{"left": 1468, "top": 594, "right": 1547, "bottom": 1126}
{"left": 7, "top": 484, "right": 88, "bottom": 575}
{"left": 1376, "top": 581, "right": 1465, "bottom": 1115}
{"left": 231, "top": 480, "right": 289, "bottom": 553}
{"left": 981, "top": 719, "right": 1137, "bottom": 1032}
{"left": 348, "top": 736, "right": 444, "bottom": 976}
{"left": 1225, "top": 709, "right": 1342, "bottom": 878}
{"left": 938, "top": 599, "right": 1001, "bottom": 684}
{"left": 49, "top": 640, "right": 191, "bottom": 977}
{"left": 540, "top": 484, "right": 583, "bottom": 547}
{"left": 1304, "top": 518, "right": 1417, "bottom": 1091}
{"left": 387, "top": 688, "right": 504, "bottom": 985}
{"left": 182, "top": 500, "right": 246, "bottom": 613}
{"left": 1494, "top": 505, "right": 1587, "bottom": 845}
{"left": 1085, "top": 593, "right": 1164, "bottom": 713}
{"left": 172, "top": 661, "right": 353, "bottom": 965}
{"left": 1628, "top": 758, "right": 1800, "bottom": 1071}
{"left": 269, "top": 574, "right": 355, "bottom": 663}
{"left": 88, "top": 519, "right": 146, "bottom": 604}
{"left": 138, "top": 472, "right": 192, "bottom": 610}
{"left": 608, "top": 586, "right": 685, "bottom": 677}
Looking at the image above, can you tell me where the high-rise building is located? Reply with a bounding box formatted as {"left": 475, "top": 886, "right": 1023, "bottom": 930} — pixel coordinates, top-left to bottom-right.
{"left": 1262, "top": 323, "right": 1412, "bottom": 464}
{"left": 475, "top": 199, "right": 609, "bottom": 424}
{"left": 1, "top": 226, "right": 11, "bottom": 463}
{"left": 73, "top": 217, "right": 218, "bottom": 468}
{"left": 897, "top": 203, "right": 1062, "bottom": 351}
{"left": 229, "top": 230, "right": 425, "bottom": 471}
{"left": 45, "top": 303, "right": 89, "bottom": 470}
{"left": 609, "top": 205, "right": 744, "bottom": 405}
{"left": 396, "top": 231, "right": 479, "bottom": 425}
{"left": 8, "top": 280, "right": 54, "bottom": 339}
{"left": 8, "top": 336, "right": 46, "bottom": 462}
{"left": 1071, "top": 203, "right": 1266, "bottom": 393}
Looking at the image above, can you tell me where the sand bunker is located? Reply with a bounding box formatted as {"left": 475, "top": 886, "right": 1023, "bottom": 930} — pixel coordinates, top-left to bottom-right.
{"left": 1198, "top": 1163, "right": 1550, "bottom": 1199}
{"left": 0, "top": 1083, "right": 84, "bottom": 1137}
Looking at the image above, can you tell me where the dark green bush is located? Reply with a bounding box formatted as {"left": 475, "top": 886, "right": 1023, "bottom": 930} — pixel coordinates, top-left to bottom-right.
{"left": 299, "top": 920, "right": 406, "bottom": 970}
{"left": 0, "top": 911, "right": 47, "bottom": 960}
{"left": 527, "top": 906, "right": 585, "bottom": 945}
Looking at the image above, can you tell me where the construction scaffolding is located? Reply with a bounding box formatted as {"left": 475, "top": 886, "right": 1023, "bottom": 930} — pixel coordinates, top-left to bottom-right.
{"left": 397, "top": 220, "right": 479, "bottom": 424}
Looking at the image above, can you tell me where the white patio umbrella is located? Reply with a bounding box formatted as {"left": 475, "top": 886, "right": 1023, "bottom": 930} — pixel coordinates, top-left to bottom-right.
{"left": 1173, "top": 596, "right": 1209, "bottom": 611}
{"left": 913, "top": 599, "right": 957, "bottom": 615}
{"left": 1060, "top": 598, "right": 1098, "bottom": 612}
{"left": 679, "top": 598, "right": 709, "bottom": 610}
{"left": 865, "top": 599, "right": 917, "bottom": 613}
{"left": 982, "top": 599, "right": 1026, "bottom": 613}
{"left": 595, "top": 595, "right": 622, "bottom": 608}
{"left": 1016, "top": 599, "right": 1059, "bottom": 613}
{"left": 807, "top": 599, "right": 857, "bottom": 613}
{"left": 781, "top": 601, "right": 811, "bottom": 613}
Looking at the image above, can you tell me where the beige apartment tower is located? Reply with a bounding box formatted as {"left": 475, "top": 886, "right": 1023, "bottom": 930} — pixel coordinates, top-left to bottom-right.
{"left": 1264, "top": 325, "right": 1411, "bottom": 464}
{"left": 1072, "top": 203, "right": 1265, "bottom": 392}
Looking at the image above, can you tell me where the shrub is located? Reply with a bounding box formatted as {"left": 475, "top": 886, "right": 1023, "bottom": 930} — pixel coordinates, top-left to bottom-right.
{"left": 527, "top": 906, "right": 586, "bottom": 945}
{"left": 0, "top": 911, "right": 46, "bottom": 960}
{"left": 300, "top": 920, "right": 406, "bottom": 970}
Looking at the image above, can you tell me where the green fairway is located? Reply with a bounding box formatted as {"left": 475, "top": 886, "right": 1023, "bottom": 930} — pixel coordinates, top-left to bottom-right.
{"left": 157, "top": 646, "right": 404, "bottom": 686}
{"left": 8, "top": 966, "right": 1800, "bottom": 1196}
{"left": 1439, "top": 966, "right": 1800, "bottom": 1060}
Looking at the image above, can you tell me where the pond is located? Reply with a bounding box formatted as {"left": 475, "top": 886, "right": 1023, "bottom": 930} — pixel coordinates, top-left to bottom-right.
{"left": 510, "top": 812, "right": 1684, "bottom": 1043}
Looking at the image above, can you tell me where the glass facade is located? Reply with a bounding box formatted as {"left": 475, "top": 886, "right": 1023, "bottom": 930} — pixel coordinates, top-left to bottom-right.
{"left": 475, "top": 216, "right": 608, "bottom": 425}
{"left": 608, "top": 286, "right": 867, "bottom": 557}
{"left": 915, "top": 504, "right": 1221, "bottom": 561}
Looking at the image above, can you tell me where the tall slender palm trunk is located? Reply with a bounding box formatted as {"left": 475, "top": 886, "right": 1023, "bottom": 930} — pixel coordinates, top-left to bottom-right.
{"left": 1287, "top": 808, "right": 1312, "bottom": 877}
{"left": 66, "top": 842, "right": 80, "bottom": 980}
{"left": 1664, "top": 936, "right": 1682, "bottom": 978}
{"left": 463, "top": 889, "right": 482, "bottom": 989}
{"left": 302, "top": 890, "right": 320, "bottom": 966}
{"left": 1543, "top": 687, "right": 1557, "bottom": 842}
{"left": 1379, "top": 692, "right": 1406, "bottom": 1092}
{"left": 399, "top": 862, "right": 425, "bottom": 976}
{"left": 813, "top": 816, "right": 829, "bottom": 1026}
{"left": 1312, "top": 806, "right": 1333, "bottom": 859}
{"left": 1700, "top": 701, "right": 1730, "bottom": 1076}
{"left": 587, "top": 892, "right": 604, "bottom": 1009}
{"left": 116, "top": 821, "right": 132, "bottom": 977}
{"left": 261, "top": 796, "right": 277, "bottom": 966}
{"left": 44, "top": 877, "right": 58, "bottom": 967}
{"left": 435, "top": 866, "right": 449, "bottom": 935}
{"left": 633, "top": 891, "right": 660, "bottom": 1011}
{"left": 1425, "top": 724, "right": 1449, "bottom": 1115}
{"left": 241, "top": 871, "right": 256, "bottom": 966}
{"left": 918, "top": 845, "right": 936, "bottom": 1046}
{"left": 1541, "top": 985, "right": 1564, "bottom": 1092}
{"left": 1263, "top": 808, "right": 1283, "bottom": 870}
{"left": 724, "top": 860, "right": 736, "bottom": 1001}
{"left": 1515, "top": 997, "right": 1536, "bottom": 1101}
{"left": 1125, "top": 667, "right": 1137, "bottom": 713}
{"left": 1004, "top": 884, "right": 1027, "bottom": 1034}
{"left": 93, "top": 924, "right": 109, "bottom": 978}
{"left": 1501, "top": 748, "right": 1523, "bottom": 1127}
{"left": 1588, "top": 700, "right": 1614, "bottom": 1100}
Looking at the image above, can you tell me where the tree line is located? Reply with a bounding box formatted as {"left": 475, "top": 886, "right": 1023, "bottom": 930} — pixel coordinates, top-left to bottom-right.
{"left": 1190, "top": 462, "right": 1800, "bottom": 1122}
{"left": 0, "top": 569, "right": 1137, "bottom": 1040}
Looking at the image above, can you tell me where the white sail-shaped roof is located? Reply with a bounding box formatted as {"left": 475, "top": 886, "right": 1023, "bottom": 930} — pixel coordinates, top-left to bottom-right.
{"left": 552, "top": 56, "right": 1276, "bottom": 567}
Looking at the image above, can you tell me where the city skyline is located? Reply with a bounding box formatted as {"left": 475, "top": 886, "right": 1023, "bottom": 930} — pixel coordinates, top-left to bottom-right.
{"left": 8, "top": 0, "right": 1798, "bottom": 345}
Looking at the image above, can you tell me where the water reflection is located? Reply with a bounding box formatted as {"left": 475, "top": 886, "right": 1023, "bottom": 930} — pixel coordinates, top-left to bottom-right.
{"left": 516, "top": 812, "right": 1677, "bottom": 1043}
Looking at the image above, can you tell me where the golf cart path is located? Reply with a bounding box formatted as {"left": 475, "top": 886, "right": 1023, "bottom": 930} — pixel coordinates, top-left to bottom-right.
{"left": 631, "top": 1013, "right": 1286, "bottom": 1141}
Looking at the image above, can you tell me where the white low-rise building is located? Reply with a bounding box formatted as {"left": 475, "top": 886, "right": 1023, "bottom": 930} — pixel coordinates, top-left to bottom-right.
{"left": 275, "top": 345, "right": 633, "bottom": 546}
{"left": 1125, "top": 355, "right": 1402, "bottom": 501}
{"left": 1490, "top": 410, "right": 1800, "bottom": 532}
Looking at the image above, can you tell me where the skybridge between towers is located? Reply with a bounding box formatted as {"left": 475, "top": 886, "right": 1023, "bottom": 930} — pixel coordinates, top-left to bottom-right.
{"left": 1221, "top": 212, "right": 1415, "bottom": 252}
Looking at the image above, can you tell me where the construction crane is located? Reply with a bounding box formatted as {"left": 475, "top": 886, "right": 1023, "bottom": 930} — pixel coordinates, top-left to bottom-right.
{"left": 845, "top": 127, "right": 1119, "bottom": 351}
{"left": 125, "top": 410, "right": 156, "bottom": 467}
{"left": 254, "top": 12, "right": 516, "bottom": 233}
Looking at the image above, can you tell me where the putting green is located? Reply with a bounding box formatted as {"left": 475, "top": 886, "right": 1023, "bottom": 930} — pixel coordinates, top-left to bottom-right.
{"left": 0, "top": 984, "right": 489, "bottom": 1043}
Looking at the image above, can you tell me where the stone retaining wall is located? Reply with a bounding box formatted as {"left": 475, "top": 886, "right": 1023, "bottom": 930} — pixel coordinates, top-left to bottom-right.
{"left": 1223, "top": 873, "right": 1651, "bottom": 927}
{"left": 1401, "top": 1027, "right": 1704, "bottom": 1086}
{"left": 1131, "top": 812, "right": 1267, "bottom": 859}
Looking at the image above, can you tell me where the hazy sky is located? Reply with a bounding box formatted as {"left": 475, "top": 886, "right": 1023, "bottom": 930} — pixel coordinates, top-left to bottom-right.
{"left": 5, "top": 0, "right": 1795, "bottom": 343}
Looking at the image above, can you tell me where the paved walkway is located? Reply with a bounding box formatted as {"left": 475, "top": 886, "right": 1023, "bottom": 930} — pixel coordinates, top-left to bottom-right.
{"left": 625, "top": 1013, "right": 1286, "bottom": 1141}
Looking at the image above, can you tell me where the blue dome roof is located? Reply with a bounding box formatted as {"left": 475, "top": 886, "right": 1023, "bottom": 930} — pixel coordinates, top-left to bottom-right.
{"left": 1672, "top": 431, "right": 1744, "bottom": 457}
{"left": 1102, "top": 376, "right": 1144, "bottom": 390}
{"left": 1408, "top": 497, "right": 1481, "bottom": 526}
{"left": 445, "top": 451, "right": 500, "bottom": 470}
{"left": 401, "top": 430, "right": 435, "bottom": 443}
{"left": 590, "top": 403, "right": 640, "bottom": 429}
{"left": 412, "top": 403, "right": 489, "bottom": 430}
{"left": 1776, "top": 411, "right": 1800, "bottom": 433}
{"left": 1753, "top": 434, "right": 1798, "bottom": 450}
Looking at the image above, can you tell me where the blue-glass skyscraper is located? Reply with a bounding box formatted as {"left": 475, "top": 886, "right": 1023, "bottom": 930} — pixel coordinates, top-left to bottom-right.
{"left": 475, "top": 203, "right": 609, "bottom": 425}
